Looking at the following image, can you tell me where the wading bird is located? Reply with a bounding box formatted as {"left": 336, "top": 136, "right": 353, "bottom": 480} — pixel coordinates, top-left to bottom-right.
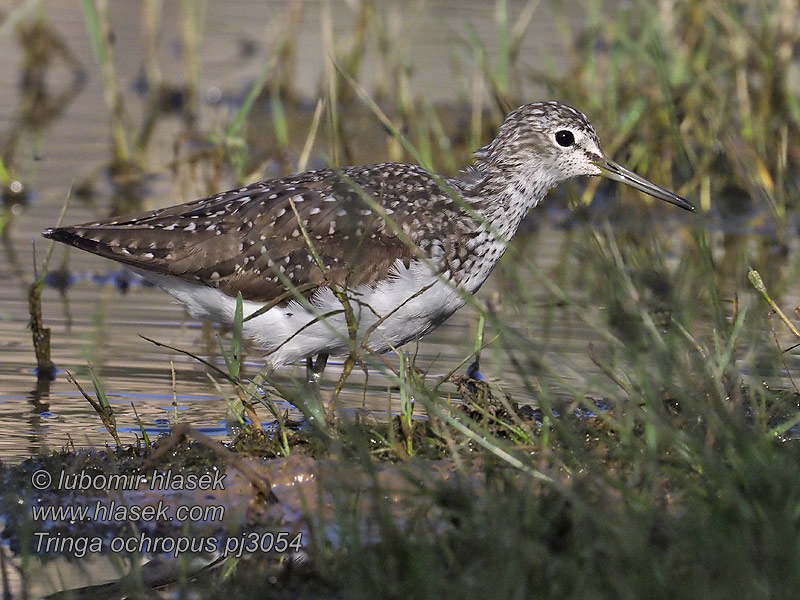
{"left": 44, "top": 102, "right": 693, "bottom": 381}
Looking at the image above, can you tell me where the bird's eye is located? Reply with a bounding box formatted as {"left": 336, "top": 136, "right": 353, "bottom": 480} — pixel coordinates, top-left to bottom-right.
{"left": 555, "top": 130, "right": 574, "bottom": 147}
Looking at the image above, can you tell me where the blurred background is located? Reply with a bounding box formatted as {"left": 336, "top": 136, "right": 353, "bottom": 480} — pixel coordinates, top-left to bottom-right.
{"left": 0, "top": 0, "right": 798, "bottom": 462}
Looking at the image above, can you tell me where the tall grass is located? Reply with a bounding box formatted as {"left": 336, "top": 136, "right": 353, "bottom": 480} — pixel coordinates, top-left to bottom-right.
{"left": 16, "top": 0, "right": 800, "bottom": 598}
{"left": 541, "top": 0, "right": 800, "bottom": 219}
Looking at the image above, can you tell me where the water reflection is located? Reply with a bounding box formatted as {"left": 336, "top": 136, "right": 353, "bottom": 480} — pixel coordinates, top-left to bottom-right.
{"left": 0, "top": 2, "right": 797, "bottom": 464}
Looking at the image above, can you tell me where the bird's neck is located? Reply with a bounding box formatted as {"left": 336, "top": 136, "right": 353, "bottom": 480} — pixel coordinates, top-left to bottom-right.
{"left": 458, "top": 158, "right": 558, "bottom": 245}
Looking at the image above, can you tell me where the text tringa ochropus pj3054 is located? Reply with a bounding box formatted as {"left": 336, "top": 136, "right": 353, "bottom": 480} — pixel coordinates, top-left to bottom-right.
{"left": 43, "top": 101, "right": 694, "bottom": 375}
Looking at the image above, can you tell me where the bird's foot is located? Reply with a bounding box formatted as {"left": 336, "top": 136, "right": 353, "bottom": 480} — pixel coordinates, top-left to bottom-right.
{"left": 466, "top": 360, "right": 486, "bottom": 381}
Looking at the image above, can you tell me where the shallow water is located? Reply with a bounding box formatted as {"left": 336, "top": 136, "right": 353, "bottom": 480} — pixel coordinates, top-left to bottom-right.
{"left": 1, "top": 1, "right": 798, "bottom": 463}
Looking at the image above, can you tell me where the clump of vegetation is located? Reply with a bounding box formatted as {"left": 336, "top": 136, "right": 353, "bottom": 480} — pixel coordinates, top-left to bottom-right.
{"left": 543, "top": 1, "right": 800, "bottom": 218}
{"left": 3, "top": 0, "right": 800, "bottom": 598}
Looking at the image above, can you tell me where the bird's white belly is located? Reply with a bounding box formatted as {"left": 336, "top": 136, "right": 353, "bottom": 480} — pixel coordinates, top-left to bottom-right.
{"left": 135, "top": 258, "right": 476, "bottom": 368}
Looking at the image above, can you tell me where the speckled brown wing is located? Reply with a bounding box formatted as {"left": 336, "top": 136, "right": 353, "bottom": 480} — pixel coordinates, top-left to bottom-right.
{"left": 43, "top": 164, "right": 473, "bottom": 303}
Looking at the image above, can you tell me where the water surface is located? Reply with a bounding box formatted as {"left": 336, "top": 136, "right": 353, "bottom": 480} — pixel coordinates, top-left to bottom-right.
{"left": 1, "top": 1, "right": 796, "bottom": 463}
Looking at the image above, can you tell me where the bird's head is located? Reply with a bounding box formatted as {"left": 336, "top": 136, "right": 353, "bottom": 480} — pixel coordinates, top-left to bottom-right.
{"left": 476, "top": 101, "right": 694, "bottom": 211}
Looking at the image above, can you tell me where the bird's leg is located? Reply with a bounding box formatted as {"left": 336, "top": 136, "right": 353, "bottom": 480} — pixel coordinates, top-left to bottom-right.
{"left": 304, "top": 353, "right": 329, "bottom": 406}
{"left": 305, "top": 357, "right": 313, "bottom": 382}
{"left": 306, "top": 353, "right": 329, "bottom": 383}
{"left": 360, "top": 360, "right": 369, "bottom": 406}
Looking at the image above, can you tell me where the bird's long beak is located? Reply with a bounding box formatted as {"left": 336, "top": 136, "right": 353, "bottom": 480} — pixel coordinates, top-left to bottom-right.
{"left": 593, "top": 156, "right": 695, "bottom": 212}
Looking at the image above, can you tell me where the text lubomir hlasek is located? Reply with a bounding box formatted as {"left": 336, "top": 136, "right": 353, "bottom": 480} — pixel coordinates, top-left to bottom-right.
{"left": 52, "top": 469, "right": 226, "bottom": 491}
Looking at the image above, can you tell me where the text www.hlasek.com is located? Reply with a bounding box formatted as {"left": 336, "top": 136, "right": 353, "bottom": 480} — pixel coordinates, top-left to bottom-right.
{"left": 32, "top": 500, "right": 224, "bottom": 523}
